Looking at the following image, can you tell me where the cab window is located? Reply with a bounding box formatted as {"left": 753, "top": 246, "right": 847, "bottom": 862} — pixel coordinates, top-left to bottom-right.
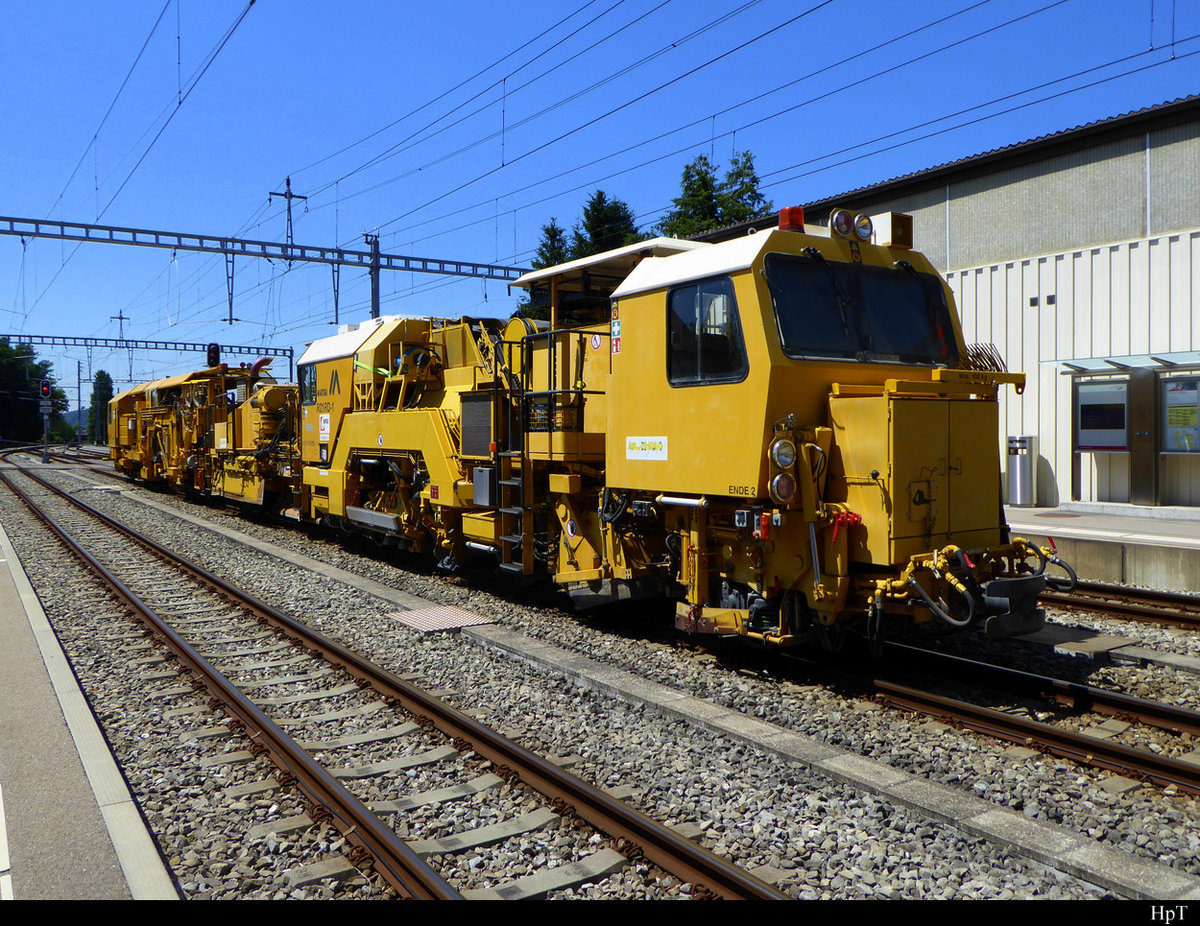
{"left": 667, "top": 276, "right": 748, "bottom": 386}
{"left": 299, "top": 364, "right": 317, "bottom": 405}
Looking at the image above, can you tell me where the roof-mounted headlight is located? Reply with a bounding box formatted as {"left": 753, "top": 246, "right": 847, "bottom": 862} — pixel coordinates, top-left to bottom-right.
{"left": 829, "top": 208, "right": 874, "bottom": 242}
{"left": 830, "top": 208, "right": 855, "bottom": 238}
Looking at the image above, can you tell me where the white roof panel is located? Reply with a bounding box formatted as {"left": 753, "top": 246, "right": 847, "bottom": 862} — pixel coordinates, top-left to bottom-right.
{"left": 512, "top": 237, "right": 709, "bottom": 289}
{"left": 611, "top": 233, "right": 769, "bottom": 299}
{"left": 297, "top": 316, "right": 402, "bottom": 366}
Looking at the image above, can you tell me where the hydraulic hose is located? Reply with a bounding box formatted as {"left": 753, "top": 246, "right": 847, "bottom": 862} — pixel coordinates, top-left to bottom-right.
{"left": 908, "top": 576, "right": 974, "bottom": 628}
{"left": 1031, "top": 545, "right": 1078, "bottom": 592}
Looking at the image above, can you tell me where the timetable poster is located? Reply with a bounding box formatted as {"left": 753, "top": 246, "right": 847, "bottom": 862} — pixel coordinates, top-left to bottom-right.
{"left": 1163, "top": 379, "right": 1200, "bottom": 453}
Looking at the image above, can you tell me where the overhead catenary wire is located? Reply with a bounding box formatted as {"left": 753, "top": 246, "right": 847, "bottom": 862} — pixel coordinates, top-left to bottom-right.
{"left": 17, "top": 0, "right": 1198, "bottom": 374}
{"left": 44, "top": 0, "right": 174, "bottom": 221}
{"left": 371, "top": 0, "right": 837, "bottom": 235}
{"left": 141, "top": 33, "right": 1200, "bottom": 358}
{"left": 25, "top": 0, "right": 258, "bottom": 318}
{"left": 290, "top": 0, "right": 613, "bottom": 181}
{"left": 353, "top": 0, "right": 1108, "bottom": 246}
{"left": 308, "top": 0, "right": 759, "bottom": 214}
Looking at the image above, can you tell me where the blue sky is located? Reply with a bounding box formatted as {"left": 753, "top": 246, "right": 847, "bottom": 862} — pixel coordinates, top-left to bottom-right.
{"left": 3, "top": 0, "right": 1199, "bottom": 390}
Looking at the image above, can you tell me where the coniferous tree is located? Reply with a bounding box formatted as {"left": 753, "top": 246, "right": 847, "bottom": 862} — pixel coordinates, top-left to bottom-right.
{"left": 657, "top": 150, "right": 773, "bottom": 238}
{"left": 657, "top": 155, "right": 721, "bottom": 239}
{"left": 718, "top": 150, "right": 772, "bottom": 225}
{"left": 568, "top": 190, "right": 641, "bottom": 259}
{"left": 89, "top": 369, "right": 114, "bottom": 444}
{"left": 0, "top": 338, "right": 62, "bottom": 442}
{"left": 532, "top": 218, "right": 570, "bottom": 270}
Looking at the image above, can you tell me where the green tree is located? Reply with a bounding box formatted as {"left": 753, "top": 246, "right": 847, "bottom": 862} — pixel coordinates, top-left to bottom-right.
{"left": 718, "top": 150, "right": 772, "bottom": 225}
{"left": 657, "top": 150, "right": 773, "bottom": 238}
{"left": 0, "top": 338, "right": 63, "bottom": 442}
{"left": 532, "top": 218, "right": 570, "bottom": 270}
{"left": 568, "top": 190, "right": 641, "bottom": 259}
{"left": 89, "top": 369, "right": 114, "bottom": 444}
{"left": 657, "top": 154, "right": 721, "bottom": 239}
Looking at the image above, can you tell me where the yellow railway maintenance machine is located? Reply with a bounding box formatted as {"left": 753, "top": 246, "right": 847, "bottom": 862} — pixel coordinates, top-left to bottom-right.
{"left": 110, "top": 359, "right": 298, "bottom": 508}
{"left": 294, "top": 207, "right": 1072, "bottom": 650}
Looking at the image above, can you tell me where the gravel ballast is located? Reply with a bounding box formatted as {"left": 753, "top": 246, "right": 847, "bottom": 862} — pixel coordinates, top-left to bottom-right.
{"left": 8, "top": 465, "right": 1200, "bottom": 898}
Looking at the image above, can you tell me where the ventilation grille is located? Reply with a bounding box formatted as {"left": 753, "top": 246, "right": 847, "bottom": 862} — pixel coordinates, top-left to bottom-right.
{"left": 460, "top": 394, "right": 492, "bottom": 457}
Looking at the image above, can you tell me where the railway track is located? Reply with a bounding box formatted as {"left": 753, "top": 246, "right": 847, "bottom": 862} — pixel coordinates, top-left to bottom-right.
{"left": 1042, "top": 580, "right": 1200, "bottom": 629}
{"left": 786, "top": 642, "right": 1200, "bottom": 795}
{"left": 13, "top": 456, "right": 1198, "bottom": 898}
{"left": 1, "top": 461, "right": 788, "bottom": 900}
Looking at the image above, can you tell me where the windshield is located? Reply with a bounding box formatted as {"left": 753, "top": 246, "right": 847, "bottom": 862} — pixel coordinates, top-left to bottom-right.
{"left": 764, "top": 251, "right": 959, "bottom": 366}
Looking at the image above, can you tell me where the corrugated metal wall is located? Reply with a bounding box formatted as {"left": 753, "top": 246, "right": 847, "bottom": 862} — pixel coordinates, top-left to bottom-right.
{"left": 946, "top": 230, "right": 1200, "bottom": 506}
{"left": 829, "top": 113, "right": 1200, "bottom": 507}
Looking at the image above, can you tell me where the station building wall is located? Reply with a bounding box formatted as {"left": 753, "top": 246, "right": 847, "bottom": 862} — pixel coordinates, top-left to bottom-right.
{"left": 946, "top": 228, "right": 1200, "bottom": 507}
{"left": 824, "top": 111, "right": 1200, "bottom": 506}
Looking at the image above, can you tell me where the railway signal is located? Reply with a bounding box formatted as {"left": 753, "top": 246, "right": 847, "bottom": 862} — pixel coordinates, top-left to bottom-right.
{"left": 39, "top": 379, "right": 51, "bottom": 463}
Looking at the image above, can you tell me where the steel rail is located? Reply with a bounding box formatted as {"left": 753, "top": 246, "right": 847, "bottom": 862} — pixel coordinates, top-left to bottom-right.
{"left": 0, "top": 468, "right": 462, "bottom": 900}
{"left": 1042, "top": 580, "right": 1200, "bottom": 629}
{"left": 886, "top": 642, "right": 1200, "bottom": 738}
{"left": 10, "top": 464, "right": 789, "bottom": 900}
{"left": 783, "top": 642, "right": 1200, "bottom": 795}
{"left": 873, "top": 678, "right": 1200, "bottom": 794}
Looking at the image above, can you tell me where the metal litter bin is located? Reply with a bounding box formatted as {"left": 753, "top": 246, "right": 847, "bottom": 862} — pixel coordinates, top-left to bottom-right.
{"left": 1006, "top": 435, "right": 1037, "bottom": 507}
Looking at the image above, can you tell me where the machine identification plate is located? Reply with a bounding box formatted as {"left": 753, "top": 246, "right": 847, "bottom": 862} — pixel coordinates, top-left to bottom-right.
{"left": 626, "top": 436, "right": 668, "bottom": 461}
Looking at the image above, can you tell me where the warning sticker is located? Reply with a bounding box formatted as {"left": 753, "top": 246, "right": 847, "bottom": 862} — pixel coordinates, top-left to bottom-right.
{"left": 319, "top": 413, "right": 330, "bottom": 439}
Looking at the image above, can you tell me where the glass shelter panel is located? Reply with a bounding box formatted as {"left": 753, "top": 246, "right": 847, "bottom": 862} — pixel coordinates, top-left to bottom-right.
{"left": 1076, "top": 381, "right": 1129, "bottom": 452}
{"left": 1162, "top": 378, "right": 1200, "bottom": 454}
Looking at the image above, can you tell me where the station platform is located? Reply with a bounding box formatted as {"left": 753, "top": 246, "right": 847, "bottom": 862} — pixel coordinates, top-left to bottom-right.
{"left": 1005, "top": 502, "right": 1200, "bottom": 592}
{"left": 0, "top": 521, "right": 176, "bottom": 900}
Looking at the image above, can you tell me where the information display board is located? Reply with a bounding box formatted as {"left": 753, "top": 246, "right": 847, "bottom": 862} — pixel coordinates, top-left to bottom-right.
{"left": 1162, "top": 378, "right": 1200, "bottom": 453}
{"left": 1076, "top": 380, "right": 1129, "bottom": 452}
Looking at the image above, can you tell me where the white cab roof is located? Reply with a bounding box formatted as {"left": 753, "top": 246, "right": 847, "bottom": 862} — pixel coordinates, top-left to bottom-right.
{"left": 611, "top": 232, "right": 770, "bottom": 299}
{"left": 297, "top": 316, "right": 405, "bottom": 366}
{"left": 512, "top": 237, "right": 709, "bottom": 289}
